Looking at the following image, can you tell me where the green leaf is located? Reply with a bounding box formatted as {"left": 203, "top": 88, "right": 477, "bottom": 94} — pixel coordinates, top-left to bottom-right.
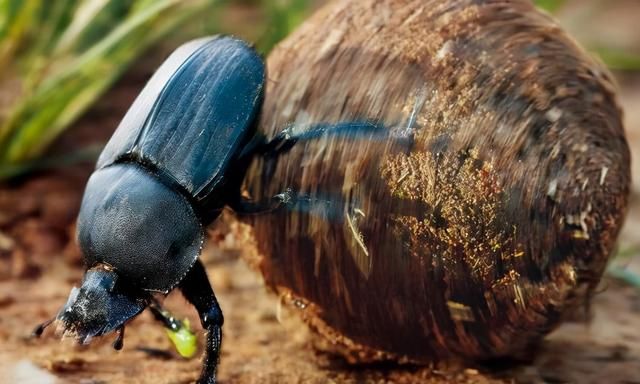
{"left": 165, "top": 318, "right": 198, "bottom": 359}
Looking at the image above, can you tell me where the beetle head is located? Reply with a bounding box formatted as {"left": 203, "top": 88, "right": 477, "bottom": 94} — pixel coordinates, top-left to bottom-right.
{"left": 57, "top": 264, "right": 147, "bottom": 344}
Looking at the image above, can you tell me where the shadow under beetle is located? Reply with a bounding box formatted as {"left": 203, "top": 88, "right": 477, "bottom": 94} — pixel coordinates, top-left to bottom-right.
{"left": 32, "top": 36, "right": 407, "bottom": 384}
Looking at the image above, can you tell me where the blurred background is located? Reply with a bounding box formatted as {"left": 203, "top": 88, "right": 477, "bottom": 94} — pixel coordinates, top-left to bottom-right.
{"left": 0, "top": 1, "right": 639, "bottom": 383}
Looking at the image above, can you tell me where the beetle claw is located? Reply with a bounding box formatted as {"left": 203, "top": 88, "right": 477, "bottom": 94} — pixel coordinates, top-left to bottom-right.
{"left": 274, "top": 188, "right": 293, "bottom": 205}
{"left": 32, "top": 318, "right": 54, "bottom": 338}
{"left": 112, "top": 326, "right": 125, "bottom": 350}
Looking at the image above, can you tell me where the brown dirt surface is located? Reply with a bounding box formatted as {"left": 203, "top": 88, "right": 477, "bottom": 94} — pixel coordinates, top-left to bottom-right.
{"left": 3, "top": 4, "right": 640, "bottom": 384}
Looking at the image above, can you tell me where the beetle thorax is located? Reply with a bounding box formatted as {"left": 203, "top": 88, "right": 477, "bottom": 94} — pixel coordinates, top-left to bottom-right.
{"left": 77, "top": 163, "right": 204, "bottom": 292}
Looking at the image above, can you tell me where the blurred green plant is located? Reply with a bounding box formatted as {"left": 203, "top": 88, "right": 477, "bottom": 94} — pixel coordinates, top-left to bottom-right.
{"left": 0, "top": 0, "right": 315, "bottom": 180}
{"left": 534, "top": 0, "right": 640, "bottom": 71}
{"left": 595, "top": 47, "right": 640, "bottom": 72}
{"left": 0, "top": 0, "right": 214, "bottom": 178}
{"left": 255, "top": 0, "right": 311, "bottom": 53}
{"left": 534, "top": 0, "right": 567, "bottom": 13}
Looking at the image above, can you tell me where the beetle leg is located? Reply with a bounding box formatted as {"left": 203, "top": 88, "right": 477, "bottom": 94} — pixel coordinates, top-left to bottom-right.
{"left": 179, "top": 259, "right": 223, "bottom": 384}
{"left": 255, "top": 119, "right": 416, "bottom": 184}
{"left": 148, "top": 298, "right": 182, "bottom": 331}
{"left": 230, "top": 189, "right": 350, "bottom": 222}
{"left": 257, "top": 87, "right": 427, "bottom": 157}
{"left": 228, "top": 188, "right": 294, "bottom": 215}
{"left": 32, "top": 318, "right": 55, "bottom": 338}
{"left": 112, "top": 326, "right": 125, "bottom": 350}
{"left": 242, "top": 87, "right": 426, "bottom": 163}
{"left": 259, "top": 120, "right": 415, "bottom": 157}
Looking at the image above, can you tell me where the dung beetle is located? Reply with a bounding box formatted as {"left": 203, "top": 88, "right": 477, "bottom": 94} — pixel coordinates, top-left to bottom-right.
{"left": 32, "top": 35, "right": 401, "bottom": 383}
{"left": 242, "top": 0, "right": 631, "bottom": 366}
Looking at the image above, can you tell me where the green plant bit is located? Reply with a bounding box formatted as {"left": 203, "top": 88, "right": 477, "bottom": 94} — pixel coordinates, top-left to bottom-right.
{"left": 150, "top": 302, "right": 198, "bottom": 359}
{"left": 166, "top": 318, "right": 198, "bottom": 359}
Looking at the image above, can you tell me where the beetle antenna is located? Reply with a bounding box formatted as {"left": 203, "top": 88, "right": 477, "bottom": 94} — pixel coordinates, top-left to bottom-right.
{"left": 112, "top": 326, "right": 125, "bottom": 350}
{"left": 32, "top": 318, "right": 55, "bottom": 338}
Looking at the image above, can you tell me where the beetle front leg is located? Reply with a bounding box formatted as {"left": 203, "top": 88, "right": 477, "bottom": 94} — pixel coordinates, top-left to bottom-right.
{"left": 180, "top": 259, "right": 223, "bottom": 384}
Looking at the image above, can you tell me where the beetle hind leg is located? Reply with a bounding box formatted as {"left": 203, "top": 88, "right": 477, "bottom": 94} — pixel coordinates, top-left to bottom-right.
{"left": 112, "top": 326, "right": 125, "bottom": 350}
{"left": 230, "top": 189, "right": 350, "bottom": 222}
{"left": 179, "top": 259, "right": 223, "bottom": 384}
{"left": 32, "top": 318, "right": 55, "bottom": 338}
{"left": 257, "top": 86, "right": 427, "bottom": 158}
{"left": 260, "top": 120, "right": 414, "bottom": 157}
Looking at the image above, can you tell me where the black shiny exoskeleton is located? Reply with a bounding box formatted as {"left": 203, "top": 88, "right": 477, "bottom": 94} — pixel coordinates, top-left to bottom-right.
{"left": 32, "top": 36, "right": 396, "bottom": 384}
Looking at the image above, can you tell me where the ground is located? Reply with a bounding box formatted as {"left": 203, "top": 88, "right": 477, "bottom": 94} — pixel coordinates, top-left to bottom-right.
{"left": 2, "top": 14, "right": 640, "bottom": 384}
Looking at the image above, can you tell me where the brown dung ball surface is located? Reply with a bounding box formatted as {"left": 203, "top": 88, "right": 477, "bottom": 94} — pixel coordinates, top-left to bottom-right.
{"left": 243, "top": 0, "right": 631, "bottom": 363}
